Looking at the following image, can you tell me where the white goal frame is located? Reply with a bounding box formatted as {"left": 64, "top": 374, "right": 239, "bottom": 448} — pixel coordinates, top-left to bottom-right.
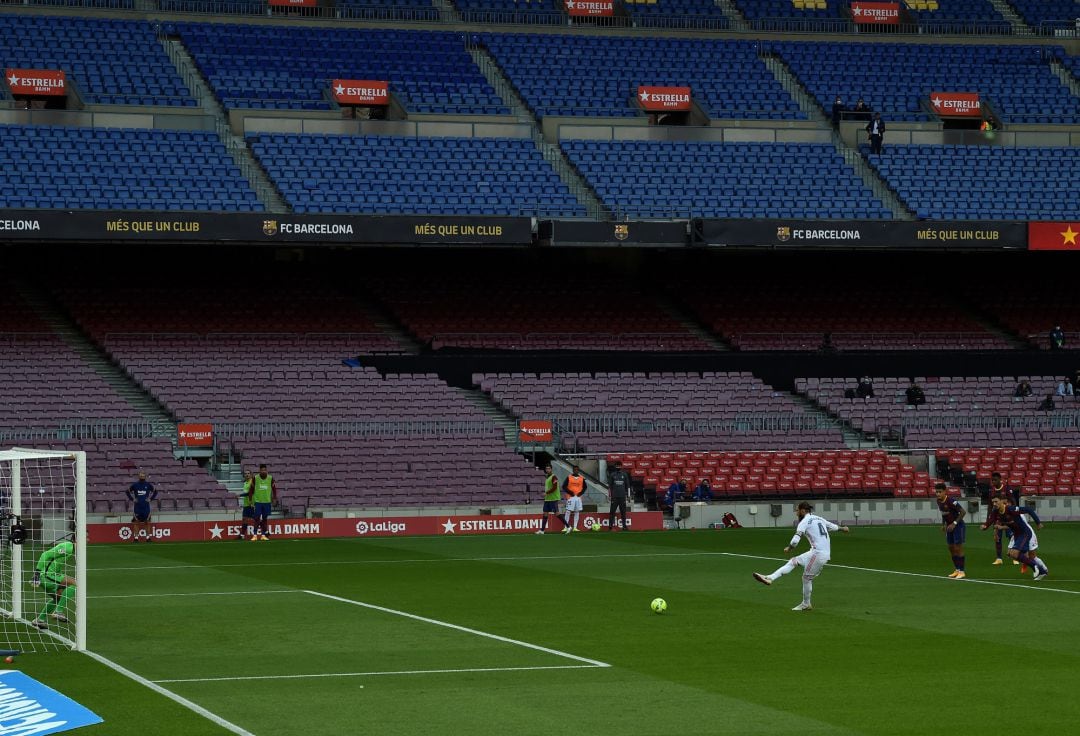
{"left": 0, "top": 448, "right": 86, "bottom": 651}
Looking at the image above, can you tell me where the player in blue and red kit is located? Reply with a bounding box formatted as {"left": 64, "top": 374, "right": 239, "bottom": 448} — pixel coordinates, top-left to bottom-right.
{"left": 125, "top": 471, "right": 158, "bottom": 543}
{"left": 989, "top": 496, "right": 1049, "bottom": 581}
{"left": 935, "top": 483, "right": 967, "bottom": 579}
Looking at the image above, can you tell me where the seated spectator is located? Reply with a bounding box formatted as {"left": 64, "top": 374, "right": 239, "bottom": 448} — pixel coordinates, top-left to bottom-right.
{"left": 1014, "top": 379, "right": 1033, "bottom": 398}
{"left": 1049, "top": 325, "right": 1065, "bottom": 350}
{"left": 852, "top": 98, "right": 871, "bottom": 121}
{"left": 855, "top": 376, "right": 875, "bottom": 400}
{"left": 692, "top": 479, "right": 713, "bottom": 502}
{"left": 905, "top": 381, "right": 926, "bottom": 406}
{"left": 1039, "top": 394, "right": 1056, "bottom": 411}
{"left": 1057, "top": 377, "right": 1074, "bottom": 397}
{"left": 662, "top": 478, "right": 688, "bottom": 511}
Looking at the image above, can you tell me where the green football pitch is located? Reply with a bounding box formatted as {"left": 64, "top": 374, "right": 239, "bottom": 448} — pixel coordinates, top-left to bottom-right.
{"left": 14, "top": 524, "right": 1080, "bottom": 736}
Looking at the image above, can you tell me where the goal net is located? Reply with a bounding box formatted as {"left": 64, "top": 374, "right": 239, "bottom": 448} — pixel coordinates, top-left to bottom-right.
{"left": 0, "top": 449, "right": 86, "bottom": 653}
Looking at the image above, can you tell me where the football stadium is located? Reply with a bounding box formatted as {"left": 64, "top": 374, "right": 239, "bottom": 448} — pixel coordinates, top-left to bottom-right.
{"left": 0, "top": 0, "right": 1079, "bottom": 734}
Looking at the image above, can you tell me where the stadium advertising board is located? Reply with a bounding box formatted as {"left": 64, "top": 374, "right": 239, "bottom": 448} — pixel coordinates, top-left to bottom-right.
{"left": 0, "top": 671, "right": 103, "bottom": 734}
{"left": 637, "top": 86, "right": 692, "bottom": 112}
{"left": 850, "top": 2, "right": 900, "bottom": 25}
{"left": 540, "top": 219, "right": 689, "bottom": 246}
{"left": 88, "top": 512, "right": 664, "bottom": 543}
{"left": 5, "top": 68, "right": 66, "bottom": 96}
{"left": 930, "top": 92, "right": 981, "bottom": 117}
{"left": 1028, "top": 221, "right": 1080, "bottom": 251}
{"left": 564, "top": 0, "right": 614, "bottom": 16}
{"left": 697, "top": 219, "right": 1028, "bottom": 249}
{"left": 518, "top": 419, "right": 553, "bottom": 443}
{"left": 331, "top": 79, "right": 389, "bottom": 106}
{"left": 177, "top": 423, "right": 214, "bottom": 447}
{"left": 0, "top": 211, "right": 531, "bottom": 245}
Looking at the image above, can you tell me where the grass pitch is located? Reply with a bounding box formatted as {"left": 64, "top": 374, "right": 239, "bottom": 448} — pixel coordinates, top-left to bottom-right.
{"left": 12, "top": 523, "right": 1080, "bottom": 735}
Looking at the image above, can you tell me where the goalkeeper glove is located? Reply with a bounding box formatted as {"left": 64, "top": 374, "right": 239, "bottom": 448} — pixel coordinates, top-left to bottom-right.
{"left": 31, "top": 572, "right": 40, "bottom": 588}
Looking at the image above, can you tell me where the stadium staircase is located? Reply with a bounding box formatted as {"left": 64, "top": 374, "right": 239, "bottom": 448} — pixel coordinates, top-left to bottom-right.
{"left": 467, "top": 44, "right": 609, "bottom": 220}
{"left": 432, "top": 0, "right": 464, "bottom": 22}
{"left": 713, "top": 0, "right": 750, "bottom": 30}
{"left": 1049, "top": 58, "right": 1080, "bottom": 100}
{"left": 14, "top": 283, "right": 177, "bottom": 439}
{"left": 451, "top": 387, "right": 522, "bottom": 447}
{"left": 759, "top": 51, "right": 915, "bottom": 221}
{"left": 988, "top": 0, "right": 1034, "bottom": 34}
{"left": 158, "top": 35, "right": 290, "bottom": 215}
{"left": 787, "top": 392, "right": 874, "bottom": 449}
{"left": 654, "top": 297, "right": 730, "bottom": 351}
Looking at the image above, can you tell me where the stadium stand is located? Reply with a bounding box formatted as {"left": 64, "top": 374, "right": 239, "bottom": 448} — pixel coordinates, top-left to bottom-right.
{"left": 368, "top": 272, "right": 709, "bottom": 350}
{"left": 621, "top": 0, "right": 729, "bottom": 24}
{"left": 0, "top": 15, "right": 193, "bottom": 106}
{"left": 0, "top": 126, "right": 261, "bottom": 212}
{"left": 776, "top": 42, "right": 1080, "bottom": 123}
{"left": 229, "top": 434, "right": 545, "bottom": 510}
{"left": 732, "top": 0, "right": 846, "bottom": 23}
{"left": 562, "top": 140, "right": 892, "bottom": 219}
{"left": 248, "top": 134, "right": 586, "bottom": 217}
{"left": 798, "top": 376, "right": 1080, "bottom": 447}
{"left": 865, "top": 145, "right": 1080, "bottom": 221}
{"left": 482, "top": 35, "right": 803, "bottom": 119}
{"left": 936, "top": 446, "right": 1080, "bottom": 498}
{"left": 679, "top": 277, "right": 1012, "bottom": 351}
{"left": 337, "top": 0, "right": 440, "bottom": 21}
{"left": 1007, "top": 0, "right": 1079, "bottom": 29}
{"left": 476, "top": 372, "right": 846, "bottom": 450}
{"left": 453, "top": 0, "right": 564, "bottom": 23}
{"left": 610, "top": 449, "right": 933, "bottom": 498}
{"left": 966, "top": 280, "right": 1080, "bottom": 350}
{"left": 175, "top": 24, "right": 507, "bottom": 113}
{"left": 899, "top": 0, "right": 1005, "bottom": 25}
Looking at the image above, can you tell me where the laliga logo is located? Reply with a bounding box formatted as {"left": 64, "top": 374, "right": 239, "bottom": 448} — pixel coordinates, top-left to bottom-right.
{"left": 355, "top": 521, "right": 369, "bottom": 535}
{"left": 355, "top": 520, "right": 406, "bottom": 535}
{"left": 119, "top": 527, "right": 132, "bottom": 540}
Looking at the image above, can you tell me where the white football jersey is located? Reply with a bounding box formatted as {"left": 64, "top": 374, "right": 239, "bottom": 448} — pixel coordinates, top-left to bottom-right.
{"left": 793, "top": 513, "right": 840, "bottom": 557}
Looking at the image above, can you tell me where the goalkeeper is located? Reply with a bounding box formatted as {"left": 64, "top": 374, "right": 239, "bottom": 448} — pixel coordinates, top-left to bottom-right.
{"left": 31, "top": 540, "right": 75, "bottom": 631}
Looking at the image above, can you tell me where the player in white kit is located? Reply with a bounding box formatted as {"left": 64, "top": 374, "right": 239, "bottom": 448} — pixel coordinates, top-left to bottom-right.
{"left": 752, "top": 501, "right": 850, "bottom": 611}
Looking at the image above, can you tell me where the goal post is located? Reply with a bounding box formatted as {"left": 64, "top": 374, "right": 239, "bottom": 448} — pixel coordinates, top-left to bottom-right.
{"left": 0, "top": 448, "right": 87, "bottom": 652}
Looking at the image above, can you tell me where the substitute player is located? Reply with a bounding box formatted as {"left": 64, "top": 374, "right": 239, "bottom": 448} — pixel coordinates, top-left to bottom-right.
{"left": 31, "top": 540, "right": 75, "bottom": 631}
{"left": 935, "top": 483, "right": 967, "bottom": 579}
{"left": 251, "top": 464, "right": 277, "bottom": 541}
{"left": 990, "top": 496, "right": 1049, "bottom": 580}
{"left": 561, "top": 465, "right": 585, "bottom": 534}
{"left": 238, "top": 470, "right": 255, "bottom": 541}
{"left": 752, "top": 501, "right": 850, "bottom": 611}
{"left": 536, "top": 465, "right": 565, "bottom": 535}
{"left": 125, "top": 471, "right": 157, "bottom": 543}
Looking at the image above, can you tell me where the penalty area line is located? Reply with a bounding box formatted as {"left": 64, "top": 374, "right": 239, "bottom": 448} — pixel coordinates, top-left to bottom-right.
{"left": 84, "top": 650, "right": 256, "bottom": 736}
{"left": 153, "top": 664, "right": 600, "bottom": 684}
{"left": 304, "top": 589, "right": 611, "bottom": 669}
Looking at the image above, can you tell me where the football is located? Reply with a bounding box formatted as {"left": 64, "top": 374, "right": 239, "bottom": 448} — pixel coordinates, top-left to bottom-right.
{"left": 650, "top": 597, "right": 667, "bottom": 614}
{"left": 591, "top": 522, "right": 602, "bottom": 531}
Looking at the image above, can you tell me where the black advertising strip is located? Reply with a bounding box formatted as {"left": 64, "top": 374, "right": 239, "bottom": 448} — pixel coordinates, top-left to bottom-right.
{"left": 542, "top": 219, "right": 689, "bottom": 246}
{"left": 696, "top": 219, "right": 1028, "bottom": 249}
{"left": 0, "top": 211, "right": 532, "bottom": 245}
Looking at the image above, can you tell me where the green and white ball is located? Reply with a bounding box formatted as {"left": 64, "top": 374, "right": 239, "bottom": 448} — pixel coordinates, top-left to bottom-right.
{"left": 650, "top": 597, "right": 667, "bottom": 614}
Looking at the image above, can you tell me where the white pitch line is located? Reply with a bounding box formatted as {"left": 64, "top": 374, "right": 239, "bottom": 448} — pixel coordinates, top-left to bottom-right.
{"left": 714, "top": 551, "right": 1080, "bottom": 596}
{"left": 90, "top": 590, "right": 297, "bottom": 600}
{"left": 154, "top": 664, "right": 599, "bottom": 685}
{"left": 305, "top": 589, "right": 611, "bottom": 668}
{"left": 84, "top": 650, "right": 256, "bottom": 736}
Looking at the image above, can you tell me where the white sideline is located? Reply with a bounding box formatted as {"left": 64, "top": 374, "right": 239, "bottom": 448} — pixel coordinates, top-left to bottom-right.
{"left": 304, "top": 589, "right": 611, "bottom": 668}
{"left": 154, "top": 664, "right": 598, "bottom": 684}
{"left": 84, "top": 650, "right": 256, "bottom": 736}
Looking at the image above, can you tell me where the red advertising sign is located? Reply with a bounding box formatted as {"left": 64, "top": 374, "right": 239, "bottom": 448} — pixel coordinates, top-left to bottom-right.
{"left": 637, "top": 86, "right": 692, "bottom": 112}
{"left": 850, "top": 2, "right": 900, "bottom": 25}
{"left": 269, "top": 0, "right": 316, "bottom": 5}
{"left": 564, "top": 0, "right": 614, "bottom": 17}
{"left": 177, "top": 423, "right": 213, "bottom": 447}
{"left": 1028, "top": 222, "right": 1080, "bottom": 251}
{"left": 5, "top": 68, "right": 66, "bottom": 96}
{"left": 331, "top": 79, "right": 389, "bottom": 106}
{"left": 930, "top": 91, "right": 982, "bottom": 117}
{"left": 518, "top": 420, "right": 553, "bottom": 444}
{"left": 87, "top": 512, "right": 664, "bottom": 544}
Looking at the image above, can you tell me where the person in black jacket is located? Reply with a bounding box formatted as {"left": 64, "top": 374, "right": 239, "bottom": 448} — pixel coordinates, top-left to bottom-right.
{"left": 905, "top": 381, "right": 926, "bottom": 407}
{"left": 1039, "top": 394, "right": 1056, "bottom": 411}
{"left": 866, "top": 112, "right": 885, "bottom": 154}
{"left": 607, "top": 463, "right": 631, "bottom": 531}
{"left": 831, "top": 96, "right": 845, "bottom": 127}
